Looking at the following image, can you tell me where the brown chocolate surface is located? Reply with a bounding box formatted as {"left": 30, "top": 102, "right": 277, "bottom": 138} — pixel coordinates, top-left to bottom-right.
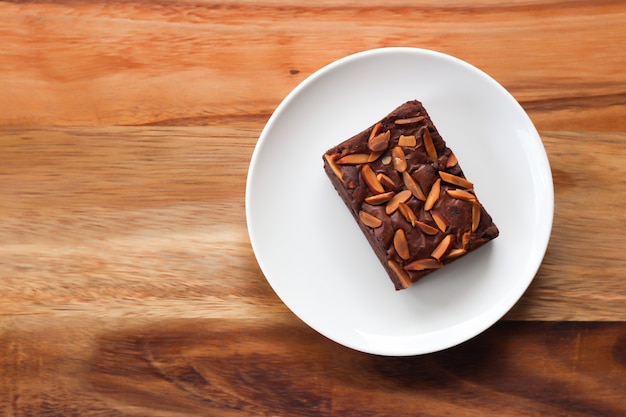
{"left": 323, "top": 100, "right": 499, "bottom": 290}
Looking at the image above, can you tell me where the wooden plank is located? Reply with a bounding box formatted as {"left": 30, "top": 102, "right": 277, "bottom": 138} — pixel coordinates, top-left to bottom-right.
{"left": 0, "top": 1, "right": 624, "bottom": 130}
{"left": 0, "top": 319, "right": 624, "bottom": 416}
{"left": 0, "top": 127, "right": 624, "bottom": 321}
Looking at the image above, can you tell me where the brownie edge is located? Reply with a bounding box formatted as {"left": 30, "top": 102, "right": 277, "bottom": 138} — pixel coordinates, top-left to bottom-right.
{"left": 323, "top": 100, "right": 499, "bottom": 290}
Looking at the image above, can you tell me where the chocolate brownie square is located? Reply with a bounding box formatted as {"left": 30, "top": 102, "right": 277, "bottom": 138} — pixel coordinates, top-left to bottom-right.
{"left": 323, "top": 100, "right": 499, "bottom": 290}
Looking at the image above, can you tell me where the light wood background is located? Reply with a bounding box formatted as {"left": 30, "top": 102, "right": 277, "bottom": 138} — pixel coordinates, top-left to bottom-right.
{"left": 0, "top": 1, "right": 625, "bottom": 416}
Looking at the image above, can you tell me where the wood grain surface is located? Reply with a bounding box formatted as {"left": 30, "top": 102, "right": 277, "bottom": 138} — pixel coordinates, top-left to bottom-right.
{"left": 1, "top": 0, "right": 625, "bottom": 416}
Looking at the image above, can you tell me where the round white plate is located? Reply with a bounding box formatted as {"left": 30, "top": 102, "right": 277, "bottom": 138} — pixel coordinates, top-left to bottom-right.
{"left": 245, "top": 48, "right": 553, "bottom": 356}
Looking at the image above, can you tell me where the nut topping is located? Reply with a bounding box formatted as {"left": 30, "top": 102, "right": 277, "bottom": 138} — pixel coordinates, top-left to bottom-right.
{"left": 361, "top": 164, "right": 385, "bottom": 194}
{"left": 324, "top": 153, "right": 343, "bottom": 182}
{"left": 387, "top": 260, "right": 412, "bottom": 288}
{"left": 446, "top": 189, "right": 478, "bottom": 202}
{"left": 424, "top": 178, "right": 441, "bottom": 211}
{"left": 368, "top": 130, "right": 390, "bottom": 152}
{"left": 462, "top": 231, "right": 471, "bottom": 249}
{"left": 431, "top": 234, "right": 453, "bottom": 260}
{"left": 472, "top": 203, "right": 481, "bottom": 232}
{"left": 446, "top": 152, "right": 458, "bottom": 168}
{"left": 431, "top": 211, "right": 448, "bottom": 233}
{"left": 445, "top": 248, "right": 467, "bottom": 259}
{"left": 398, "top": 134, "right": 417, "bottom": 147}
{"left": 377, "top": 173, "right": 395, "bottom": 189}
{"left": 393, "top": 229, "right": 411, "bottom": 260}
{"left": 423, "top": 128, "right": 438, "bottom": 161}
{"left": 391, "top": 146, "right": 407, "bottom": 173}
{"left": 398, "top": 202, "right": 419, "bottom": 227}
{"left": 404, "top": 258, "right": 443, "bottom": 271}
{"left": 337, "top": 153, "right": 370, "bottom": 165}
{"left": 385, "top": 189, "right": 412, "bottom": 215}
{"left": 359, "top": 210, "right": 383, "bottom": 228}
{"left": 365, "top": 191, "right": 395, "bottom": 205}
{"left": 402, "top": 171, "right": 426, "bottom": 201}
{"left": 394, "top": 116, "right": 425, "bottom": 125}
{"left": 367, "top": 151, "right": 384, "bottom": 162}
{"left": 415, "top": 221, "right": 439, "bottom": 235}
{"left": 439, "top": 171, "right": 474, "bottom": 189}
{"left": 381, "top": 155, "right": 392, "bottom": 165}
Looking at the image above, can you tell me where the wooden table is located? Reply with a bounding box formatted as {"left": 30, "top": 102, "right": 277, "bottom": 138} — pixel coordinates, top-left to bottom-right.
{"left": 1, "top": 1, "right": 625, "bottom": 416}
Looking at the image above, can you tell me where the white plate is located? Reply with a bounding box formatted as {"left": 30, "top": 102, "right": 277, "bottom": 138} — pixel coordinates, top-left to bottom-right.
{"left": 245, "top": 48, "right": 553, "bottom": 356}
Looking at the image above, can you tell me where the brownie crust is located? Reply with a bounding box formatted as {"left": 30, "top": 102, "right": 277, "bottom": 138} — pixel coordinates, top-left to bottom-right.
{"left": 323, "top": 100, "right": 499, "bottom": 290}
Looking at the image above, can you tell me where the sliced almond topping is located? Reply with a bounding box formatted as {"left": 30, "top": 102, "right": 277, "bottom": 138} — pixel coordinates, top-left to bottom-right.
{"left": 385, "top": 189, "right": 412, "bottom": 215}
{"left": 431, "top": 234, "right": 453, "bottom": 261}
{"left": 462, "top": 231, "right": 471, "bottom": 250}
{"left": 398, "top": 202, "right": 419, "bottom": 227}
{"left": 391, "top": 146, "right": 407, "bottom": 173}
{"left": 446, "top": 189, "right": 478, "bottom": 202}
{"left": 337, "top": 153, "right": 370, "bottom": 165}
{"left": 431, "top": 211, "right": 448, "bottom": 232}
{"left": 359, "top": 210, "right": 383, "bottom": 228}
{"left": 367, "top": 151, "right": 384, "bottom": 162}
{"left": 393, "top": 229, "right": 411, "bottom": 260}
{"left": 445, "top": 248, "right": 467, "bottom": 260}
{"left": 405, "top": 258, "right": 443, "bottom": 271}
{"left": 376, "top": 173, "right": 395, "bottom": 189}
{"left": 446, "top": 152, "right": 458, "bottom": 168}
{"left": 324, "top": 153, "right": 343, "bottom": 182}
{"left": 424, "top": 178, "right": 441, "bottom": 211}
{"left": 472, "top": 203, "right": 481, "bottom": 232}
{"left": 423, "top": 128, "right": 438, "bottom": 161}
{"left": 398, "top": 134, "right": 417, "bottom": 147}
{"left": 394, "top": 115, "right": 425, "bottom": 125}
{"left": 369, "top": 122, "right": 382, "bottom": 140}
{"left": 368, "top": 130, "right": 390, "bottom": 152}
{"left": 381, "top": 155, "right": 392, "bottom": 165}
{"left": 439, "top": 171, "right": 474, "bottom": 189}
{"left": 402, "top": 171, "right": 426, "bottom": 201}
{"left": 361, "top": 164, "right": 385, "bottom": 194}
{"left": 388, "top": 260, "right": 412, "bottom": 289}
{"left": 415, "top": 221, "right": 439, "bottom": 235}
{"left": 365, "top": 191, "right": 395, "bottom": 205}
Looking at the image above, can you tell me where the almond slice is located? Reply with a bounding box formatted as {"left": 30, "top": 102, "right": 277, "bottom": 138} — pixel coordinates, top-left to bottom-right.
{"left": 446, "top": 152, "right": 458, "bottom": 168}
{"left": 404, "top": 258, "right": 443, "bottom": 271}
{"left": 385, "top": 189, "right": 412, "bottom": 215}
{"left": 431, "top": 234, "right": 453, "bottom": 261}
{"left": 398, "top": 134, "right": 417, "bottom": 147}
{"left": 472, "top": 203, "right": 481, "bottom": 232}
{"left": 402, "top": 171, "right": 426, "bottom": 201}
{"left": 365, "top": 191, "right": 395, "bottom": 205}
{"left": 361, "top": 164, "right": 385, "bottom": 194}
{"left": 394, "top": 116, "right": 425, "bottom": 125}
{"left": 462, "top": 231, "right": 471, "bottom": 250}
{"left": 424, "top": 178, "right": 441, "bottom": 211}
{"left": 415, "top": 221, "right": 439, "bottom": 235}
{"left": 324, "top": 153, "right": 343, "bottom": 182}
{"left": 431, "top": 211, "right": 448, "bottom": 232}
{"left": 377, "top": 173, "right": 395, "bottom": 189}
{"left": 367, "top": 151, "right": 384, "bottom": 162}
{"left": 369, "top": 121, "right": 382, "bottom": 140}
{"left": 368, "top": 130, "right": 390, "bottom": 152}
{"left": 446, "top": 189, "right": 478, "bottom": 202}
{"left": 388, "top": 260, "right": 412, "bottom": 289}
{"left": 398, "top": 202, "right": 418, "bottom": 227}
{"left": 423, "top": 128, "right": 438, "bottom": 161}
{"left": 393, "top": 229, "right": 411, "bottom": 260}
{"left": 391, "top": 146, "right": 407, "bottom": 173}
{"left": 439, "top": 171, "right": 474, "bottom": 189}
{"left": 337, "top": 153, "right": 370, "bottom": 165}
{"left": 445, "top": 248, "right": 467, "bottom": 259}
{"left": 359, "top": 210, "right": 383, "bottom": 228}
{"left": 381, "top": 155, "right": 392, "bottom": 165}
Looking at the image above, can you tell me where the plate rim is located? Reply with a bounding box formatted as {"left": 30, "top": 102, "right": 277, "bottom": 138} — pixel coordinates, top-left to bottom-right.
{"left": 246, "top": 47, "right": 554, "bottom": 355}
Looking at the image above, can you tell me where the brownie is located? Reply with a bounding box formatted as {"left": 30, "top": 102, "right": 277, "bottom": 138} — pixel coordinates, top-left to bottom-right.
{"left": 323, "top": 100, "right": 499, "bottom": 290}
